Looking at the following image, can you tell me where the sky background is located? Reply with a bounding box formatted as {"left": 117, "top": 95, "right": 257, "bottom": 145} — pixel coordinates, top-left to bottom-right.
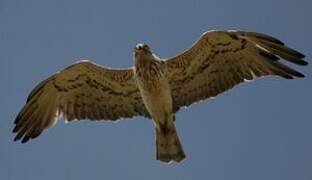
{"left": 0, "top": 0, "right": 311, "bottom": 179}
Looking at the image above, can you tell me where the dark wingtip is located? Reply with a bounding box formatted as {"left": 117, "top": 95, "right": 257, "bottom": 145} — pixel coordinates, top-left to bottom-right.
{"left": 239, "top": 31, "right": 285, "bottom": 45}
{"left": 13, "top": 130, "right": 26, "bottom": 143}
{"left": 285, "top": 57, "right": 308, "bottom": 66}
{"left": 282, "top": 74, "right": 294, "bottom": 79}
{"left": 296, "top": 72, "right": 305, "bottom": 78}
{"left": 14, "top": 115, "right": 20, "bottom": 124}
{"left": 31, "top": 132, "right": 41, "bottom": 139}
{"left": 14, "top": 135, "right": 20, "bottom": 142}
{"left": 21, "top": 137, "right": 30, "bottom": 144}
{"left": 298, "top": 59, "right": 308, "bottom": 66}
{"left": 291, "top": 50, "right": 305, "bottom": 59}
{"left": 12, "top": 126, "right": 18, "bottom": 133}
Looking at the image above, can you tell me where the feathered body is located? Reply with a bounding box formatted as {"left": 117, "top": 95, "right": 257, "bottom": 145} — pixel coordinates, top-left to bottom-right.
{"left": 134, "top": 44, "right": 185, "bottom": 162}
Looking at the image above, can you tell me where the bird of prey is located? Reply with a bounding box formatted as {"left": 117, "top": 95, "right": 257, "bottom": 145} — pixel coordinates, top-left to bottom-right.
{"left": 13, "top": 30, "right": 308, "bottom": 163}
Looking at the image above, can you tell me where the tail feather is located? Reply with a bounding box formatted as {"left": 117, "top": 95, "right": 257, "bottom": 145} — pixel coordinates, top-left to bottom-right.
{"left": 155, "top": 122, "right": 186, "bottom": 163}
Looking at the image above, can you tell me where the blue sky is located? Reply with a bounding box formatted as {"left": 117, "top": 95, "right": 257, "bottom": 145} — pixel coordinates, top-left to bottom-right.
{"left": 0, "top": 0, "right": 311, "bottom": 179}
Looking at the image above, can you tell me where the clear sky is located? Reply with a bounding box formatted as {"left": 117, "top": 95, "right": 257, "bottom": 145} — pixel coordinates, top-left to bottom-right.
{"left": 0, "top": 0, "right": 311, "bottom": 179}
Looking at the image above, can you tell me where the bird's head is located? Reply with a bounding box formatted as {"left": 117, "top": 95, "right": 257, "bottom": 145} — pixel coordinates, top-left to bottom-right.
{"left": 134, "top": 43, "right": 152, "bottom": 57}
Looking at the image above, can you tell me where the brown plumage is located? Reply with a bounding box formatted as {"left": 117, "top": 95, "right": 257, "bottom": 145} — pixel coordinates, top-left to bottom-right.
{"left": 155, "top": 114, "right": 185, "bottom": 162}
{"left": 13, "top": 30, "right": 308, "bottom": 163}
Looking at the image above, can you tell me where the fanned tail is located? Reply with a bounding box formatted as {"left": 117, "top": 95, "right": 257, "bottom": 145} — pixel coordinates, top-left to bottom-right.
{"left": 155, "top": 118, "right": 186, "bottom": 163}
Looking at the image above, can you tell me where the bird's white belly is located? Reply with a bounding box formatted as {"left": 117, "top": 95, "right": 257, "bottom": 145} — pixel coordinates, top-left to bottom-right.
{"left": 137, "top": 78, "right": 173, "bottom": 124}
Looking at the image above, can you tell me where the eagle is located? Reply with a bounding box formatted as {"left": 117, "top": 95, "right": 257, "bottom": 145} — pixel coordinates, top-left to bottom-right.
{"left": 13, "top": 30, "right": 308, "bottom": 163}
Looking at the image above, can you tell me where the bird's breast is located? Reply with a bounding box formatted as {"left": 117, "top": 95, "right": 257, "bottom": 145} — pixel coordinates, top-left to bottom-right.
{"left": 135, "top": 71, "right": 173, "bottom": 122}
{"left": 134, "top": 60, "right": 164, "bottom": 80}
{"left": 134, "top": 59, "right": 171, "bottom": 98}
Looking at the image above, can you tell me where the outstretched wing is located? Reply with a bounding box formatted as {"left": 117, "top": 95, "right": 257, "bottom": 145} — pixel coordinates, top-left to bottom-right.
{"left": 165, "top": 30, "right": 308, "bottom": 112}
{"left": 13, "top": 60, "right": 149, "bottom": 143}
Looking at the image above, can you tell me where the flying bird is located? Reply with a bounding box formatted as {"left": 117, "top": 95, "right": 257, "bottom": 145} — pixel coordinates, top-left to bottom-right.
{"left": 13, "top": 30, "right": 308, "bottom": 163}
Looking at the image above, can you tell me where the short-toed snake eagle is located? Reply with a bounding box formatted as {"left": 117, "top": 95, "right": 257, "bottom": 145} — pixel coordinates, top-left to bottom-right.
{"left": 13, "top": 30, "right": 308, "bottom": 163}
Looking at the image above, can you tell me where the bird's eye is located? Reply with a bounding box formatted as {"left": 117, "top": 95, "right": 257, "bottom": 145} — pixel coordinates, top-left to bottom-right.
{"left": 143, "top": 44, "right": 149, "bottom": 49}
